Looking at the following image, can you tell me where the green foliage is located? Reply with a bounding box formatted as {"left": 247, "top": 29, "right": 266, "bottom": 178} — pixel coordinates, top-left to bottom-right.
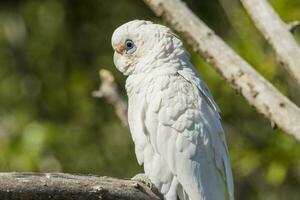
{"left": 0, "top": 0, "right": 299, "bottom": 199}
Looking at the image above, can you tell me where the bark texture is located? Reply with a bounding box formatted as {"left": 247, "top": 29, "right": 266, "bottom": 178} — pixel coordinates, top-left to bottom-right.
{"left": 93, "top": 69, "right": 128, "bottom": 127}
{"left": 143, "top": 0, "right": 300, "bottom": 140}
{"left": 0, "top": 173, "right": 162, "bottom": 200}
{"left": 241, "top": 0, "right": 300, "bottom": 87}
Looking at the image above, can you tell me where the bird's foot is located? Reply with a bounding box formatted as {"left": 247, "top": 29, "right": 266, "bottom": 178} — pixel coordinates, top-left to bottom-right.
{"left": 131, "top": 173, "right": 154, "bottom": 189}
{"left": 132, "top": 173, "right": 164, "bottom": 199}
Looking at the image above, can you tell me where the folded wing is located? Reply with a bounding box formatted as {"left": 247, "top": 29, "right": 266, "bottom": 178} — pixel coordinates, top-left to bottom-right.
{"left": 143, "top": 69, "right": 233, "bottom": 200}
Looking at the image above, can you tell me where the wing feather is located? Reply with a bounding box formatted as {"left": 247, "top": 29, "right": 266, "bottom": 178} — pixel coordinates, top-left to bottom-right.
{"left": 178, "top": 66, "right": 221, "bottom": 115}
{"left": 144, "top": 71, "right": 233, "bottom": 200}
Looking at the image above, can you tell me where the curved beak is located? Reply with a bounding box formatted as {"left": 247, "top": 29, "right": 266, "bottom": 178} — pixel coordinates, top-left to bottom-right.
{"left": 115, "top": 44, "right": 125, "bottom": 54}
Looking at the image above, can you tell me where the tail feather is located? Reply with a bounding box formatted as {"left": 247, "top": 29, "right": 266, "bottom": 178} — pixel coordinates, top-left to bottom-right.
{"left": 177, "top": 184, "right": 192, "bottom": 200}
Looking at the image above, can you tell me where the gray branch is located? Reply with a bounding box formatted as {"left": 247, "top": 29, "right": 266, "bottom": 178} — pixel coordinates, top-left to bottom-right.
{"left": 0, "top": 173, "right": 162, "bottom": 200}
{"left": 241, "top": 0, "right": 300, "bottom": 86}
{"left": 143, "top": 0, "right": 300, "bottom": 140}
{"left": 93, "top": 69, "right": 128, "bottom": 127}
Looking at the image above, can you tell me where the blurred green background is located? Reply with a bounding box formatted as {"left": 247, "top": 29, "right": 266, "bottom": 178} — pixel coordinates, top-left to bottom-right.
{"left": 0, "top": 0, "right": 299, "bottom": 199}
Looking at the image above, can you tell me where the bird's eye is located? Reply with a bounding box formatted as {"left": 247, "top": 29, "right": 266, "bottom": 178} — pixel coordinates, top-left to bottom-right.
{"left": 124, "top": 39, "right": 136, "bottom": 54}
{"left": 126, "top": 41, "right": 133, "bottom": 48}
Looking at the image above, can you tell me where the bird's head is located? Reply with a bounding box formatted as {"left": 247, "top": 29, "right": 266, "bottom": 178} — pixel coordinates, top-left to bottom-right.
{"left": 111, "top": 20, "right": 185, "bottom": 76}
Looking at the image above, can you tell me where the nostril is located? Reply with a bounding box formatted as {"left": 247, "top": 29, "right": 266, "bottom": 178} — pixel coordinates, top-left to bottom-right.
{"left": 116, "top": 44, "right": 125, "bottom": 54}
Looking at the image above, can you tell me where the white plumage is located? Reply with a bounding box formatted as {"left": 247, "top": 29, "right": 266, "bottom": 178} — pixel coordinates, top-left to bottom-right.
{"left": 112, "top": 20, "right": 234, "bottom": 200}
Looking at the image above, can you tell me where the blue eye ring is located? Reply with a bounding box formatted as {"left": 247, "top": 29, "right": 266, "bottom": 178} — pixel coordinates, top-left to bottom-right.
{"left": 125, "top": 39, "right": 136, "bottom": 54}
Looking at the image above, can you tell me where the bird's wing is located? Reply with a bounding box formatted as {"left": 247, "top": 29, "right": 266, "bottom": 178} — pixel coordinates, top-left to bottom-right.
{"left": 178, "top": 66, "right": 234, "bottom": 200}
{"left": 144, "top": 71, "right": 233, "bottom": 200}
{"left": 178, "top": 65, "right": 221, "bottom": 115}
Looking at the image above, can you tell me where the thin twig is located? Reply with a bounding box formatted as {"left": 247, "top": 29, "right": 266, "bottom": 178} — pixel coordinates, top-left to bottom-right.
{"left": 93, "top": 69, "right": 128, "bottom": 127}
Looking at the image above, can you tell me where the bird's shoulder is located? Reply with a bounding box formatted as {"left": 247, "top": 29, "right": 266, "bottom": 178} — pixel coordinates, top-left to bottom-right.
{"left": 145, "top": 73, "right": 203, "bottom": 139}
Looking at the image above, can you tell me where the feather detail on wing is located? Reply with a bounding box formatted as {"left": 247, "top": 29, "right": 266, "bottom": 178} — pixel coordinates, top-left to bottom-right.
{"left": 143, "top": 73, "right": 233, "bottom": 200}
{"left": 179, "top": 67, "right": 234, "bottom": 200}
{"left": 168, "top": 31, "right": 220, "bottom": 115}
{"left": 178, "top": 66, "right": 221, "bottom": 115}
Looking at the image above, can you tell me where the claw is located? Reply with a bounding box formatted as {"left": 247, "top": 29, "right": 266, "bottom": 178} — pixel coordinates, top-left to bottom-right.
{"left": 131, "top": 173, "right": 154, "bottom": 189}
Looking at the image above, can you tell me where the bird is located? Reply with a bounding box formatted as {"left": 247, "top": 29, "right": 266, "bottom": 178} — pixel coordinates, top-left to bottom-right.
{"left": 111, "top": 20, "right": 234, "bottom": 200}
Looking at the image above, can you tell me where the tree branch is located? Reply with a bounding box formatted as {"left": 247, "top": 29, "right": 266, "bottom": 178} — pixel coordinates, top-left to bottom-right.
{"left": 92, "top": 69, "right": 128, "bottom": 127}
{"left": 240, "top": 0, "right": 300, "bottom": 86}
{"left": 143, "top": 0, "right": 300, "bottom": 140}
{"left": 0, "top": 173, "right": 162, "bottom": 200}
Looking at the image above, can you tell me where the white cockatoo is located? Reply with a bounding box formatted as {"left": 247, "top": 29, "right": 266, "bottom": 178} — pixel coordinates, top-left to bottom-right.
{"left": 111, "top": 20, "right": 234, "bottom": 200}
